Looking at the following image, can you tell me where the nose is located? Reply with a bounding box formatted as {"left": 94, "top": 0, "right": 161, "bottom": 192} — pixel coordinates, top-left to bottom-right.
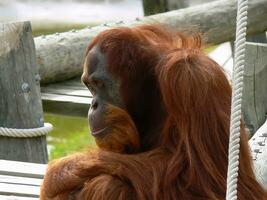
{"left": 91, "top": 98, "right": 98, "bottom": 110}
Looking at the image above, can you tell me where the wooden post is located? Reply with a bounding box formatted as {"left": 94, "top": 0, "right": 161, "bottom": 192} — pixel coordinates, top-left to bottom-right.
{"left": 0, "top": 22, "right": 48, "bottom": 163}
{"left": 142, "top": 0, "right": 189, "bottom": 16}
{"left": 142, "top": 0, "right": 168, "bottom": 16}
{"left": 242, "top": 42, "right": 267, "bottom": 136}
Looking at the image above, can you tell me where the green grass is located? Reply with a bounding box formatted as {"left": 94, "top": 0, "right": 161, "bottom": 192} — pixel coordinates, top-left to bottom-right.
{"left": 45, "top": 113, "right": 96, "bottom": 160}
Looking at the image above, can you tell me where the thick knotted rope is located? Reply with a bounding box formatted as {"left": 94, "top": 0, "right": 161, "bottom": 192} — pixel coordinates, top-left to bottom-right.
{"left": 0, "top": 123, "right": 53, "bottom": 138}
{"left": 226, "top": 0, "right": 249, "bottom": 199}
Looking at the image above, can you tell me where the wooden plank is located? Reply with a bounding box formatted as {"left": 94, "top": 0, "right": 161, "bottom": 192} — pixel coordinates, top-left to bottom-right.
{"left": 42, "top": 93, "right": 91, "bottom": 104}
{"left": 40, "top": 78, "right": 92, "bottom": 116}
{"left": 0, "top": 183, "right": 40, "bottom": 198}
{"left": 42, "top": 93, "right": 91, "bottom": 117}
{"left": 0, "top": 160, "right": 46, "bottom": 179}
{"left": 0, "top": 175, "right": 42, "bottom": 186}
{"left": 242, "top": 42, "right": 267, "bottom": 136}
{"left": 0, "top": 21, "right": 48, "bottom": 163}
{"left": 52, "top": 77, "right": 85, "bottom": 87}
{"left": 142, "top": 0, "right": 168, "bottom": 16}
{"left": 249, "top": 119, "right": 267, "bottom": 188}
{"left": 0, "top": 195, "right": 38, "bottom": 200}
{"left": 41, "top": 87, "right": 91, "bottom": 97}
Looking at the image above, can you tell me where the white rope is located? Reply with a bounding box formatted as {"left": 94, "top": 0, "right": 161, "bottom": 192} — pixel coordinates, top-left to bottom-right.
{"left": 226, "top": 0, "right": 248, "bottom": 199}
{"left": 0, "top": 123, "right": 53, "bottom": 138}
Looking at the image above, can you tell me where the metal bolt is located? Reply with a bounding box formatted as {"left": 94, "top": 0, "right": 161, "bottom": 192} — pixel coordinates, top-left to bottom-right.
{"left": 262, "top": 132, "right": 267, "bottom": 137}
{"left": 41, "top": 35, "right": 46, "bottom": 39}
{"left": 136, "top": 17, "right": 141, "bottom": 21}
{"left": 35, "top": 74, "right": 41, "bottom": 82}
{"left": 21, "top": 82, "right": 30, "bottom": 93}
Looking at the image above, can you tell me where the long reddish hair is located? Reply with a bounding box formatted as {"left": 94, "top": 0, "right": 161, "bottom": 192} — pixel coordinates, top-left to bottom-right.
{"left": 41, "top": 25, "right": 267, "bottom": 200}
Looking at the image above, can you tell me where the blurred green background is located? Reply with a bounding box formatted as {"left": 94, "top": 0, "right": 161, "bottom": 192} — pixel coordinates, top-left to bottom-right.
{"left": 45, "top": 113, "right": 96, "bottom": 160}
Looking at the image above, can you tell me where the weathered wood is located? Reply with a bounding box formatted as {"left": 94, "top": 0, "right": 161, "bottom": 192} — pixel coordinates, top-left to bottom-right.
{"left": 0, "top": 195, "right": 38, "bottom": 200}
{"left": 142, "top": 0, "right": 189, "bottom": 16}
{"left": 0, "top": 159, "right": 46, "bottom": 199}
{"left": 248, "top": 33, "right": 267, "bottom": 43}
{"left": 0, "top": 22, "right": 48, "bottom": 163}
{"left": 35, "top": 0, "right": 267, "bottom": 84}
{"left": 142, "top": 0, "right": 168, "bottom": 16}
{"left": 0, "top": 160, "right": 46, "bottom": 179}
{"left": 41, "top": 77, "right": 91, "bottom": 116}
{"left": 242, "top": 42, "right": 267, "bottom": 136}
{"left": 166, "top": 0, "right": 189, "bottom": 10}
{"left": 0, "top": 183, "right": 40, "bottom": 198}
{"left": 0, "top": 175, "right": 43, "bottom": 186}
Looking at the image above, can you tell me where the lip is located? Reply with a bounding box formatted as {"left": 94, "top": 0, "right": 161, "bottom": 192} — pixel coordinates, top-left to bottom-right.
{"left": 91, "top": 127, "right": 108, "bottom": 137}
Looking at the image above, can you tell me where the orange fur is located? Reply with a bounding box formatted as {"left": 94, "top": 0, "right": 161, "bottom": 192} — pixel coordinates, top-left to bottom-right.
{"left": 40, "top": 25, "right": 267, "bottom": 200}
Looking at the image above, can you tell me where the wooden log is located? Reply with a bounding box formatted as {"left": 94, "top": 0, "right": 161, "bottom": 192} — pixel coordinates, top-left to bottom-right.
{"left": 35, "top": 0, "right": 267, "bottom": 84}
{"left": 0, "top": 22, "right": 48, "bottom": 163}
{"left": 242, "top": 42, "right": 267, "bottom": 136}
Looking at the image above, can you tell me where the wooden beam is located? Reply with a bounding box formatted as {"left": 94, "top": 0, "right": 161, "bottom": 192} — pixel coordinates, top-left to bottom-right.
{"left": 0, "top": 160, "right": 46, "bottom": 179}
{"left": 0, "top": 195, "right": 38, "bottom": 200}
{"left": 35, "top": 0, "right": 267, "bottom": 84}
{"left": 0, "top": 22, "right": 48, "bottom": 163}
{"left": 242, "top": 42, "right": 267, "bottom": 136}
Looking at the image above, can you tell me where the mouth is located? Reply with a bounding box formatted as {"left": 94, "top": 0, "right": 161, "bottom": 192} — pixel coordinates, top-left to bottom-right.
{"left": 91, "top": 127, "right": 108, "bottom": 137}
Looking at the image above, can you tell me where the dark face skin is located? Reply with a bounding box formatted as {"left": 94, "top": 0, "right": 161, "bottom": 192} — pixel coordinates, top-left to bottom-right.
{"left": 81, "top": 46, "right": 123, "bottom": 137}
